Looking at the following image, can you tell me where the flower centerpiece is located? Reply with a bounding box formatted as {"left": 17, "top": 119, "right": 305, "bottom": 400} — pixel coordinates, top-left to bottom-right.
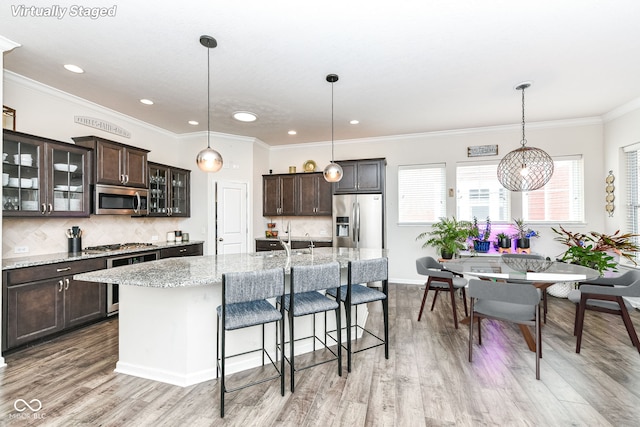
{"left": 512, "top": 218, "right": 539, "bottom": 249}
{"left": 469, "top": 216, "right": 491, "bottom": 252}
{"left": 416, "top": 216, "right": 471, "bottom": 259}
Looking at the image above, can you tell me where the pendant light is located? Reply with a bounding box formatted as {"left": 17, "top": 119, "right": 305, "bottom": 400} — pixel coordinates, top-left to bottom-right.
{"left": 323, "top": 74, "right": 343, "bottom": 182}
{"left": 196, "top": 35, "right": 223, "bottom": 173}
{"left": 497, "top": 82, "right": 553, "bottom": 191}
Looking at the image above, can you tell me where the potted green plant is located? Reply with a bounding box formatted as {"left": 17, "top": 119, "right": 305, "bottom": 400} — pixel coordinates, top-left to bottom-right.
{"left": 469, "top": 216, "right": 491, "bottom": 252}
{"left": 552, "top": 224, "right": 640, "bottom": 273}
{"left": 512, "top": 218, "right": 539, "bottom": 249}
{"left": 496, "top": 232, "right": 512, "bottom": 250}
{"left": 416, "top": 216, "right": 471, "bottom": 259}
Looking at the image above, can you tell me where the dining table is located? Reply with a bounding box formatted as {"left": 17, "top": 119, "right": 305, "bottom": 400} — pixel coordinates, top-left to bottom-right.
{"left": 443, "top": 256, "right": 600, "bottom": 351}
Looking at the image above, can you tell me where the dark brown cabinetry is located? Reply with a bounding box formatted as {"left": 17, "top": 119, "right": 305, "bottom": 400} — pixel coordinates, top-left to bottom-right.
{"left": 263, "top": 172, "right": 332, "bottom": 216}
{"left": 148, "top": 162, "right": 191, "bottom": 217}
{"left": 334, "top": 158, "right": 385, "bottom": 194}
{"left": 159, "top": 243, "right": 203, "bottom": 258}
{"left": 2, "top": 130, "right": 91, "bottom": 217}
{"left": 73, "top": 136, "right": 149, "bottom": 188}
{"left": 263, "top": 174, "right": 296, "bottom": 216}
{"left": 2, "top": 258, "right": 106, "bottom": 351}
{"left": 297, "top": 173, "right": 332, "bottom": 216}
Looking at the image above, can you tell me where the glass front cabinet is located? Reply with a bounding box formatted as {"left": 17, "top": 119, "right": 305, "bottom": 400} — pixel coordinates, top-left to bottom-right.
{"left": 148, "top": 162, "right": 190, "bottom": 217}
{"left": 2, "top": 130, "right": 90, "bottom": 217}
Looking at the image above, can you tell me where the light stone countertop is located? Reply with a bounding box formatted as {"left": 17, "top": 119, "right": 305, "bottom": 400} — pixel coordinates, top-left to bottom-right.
{"left": 1, "top": 241, "right": 204, "bottom": 270}
{"left": 74, "top": 247, "right": 388, "bottom": 288}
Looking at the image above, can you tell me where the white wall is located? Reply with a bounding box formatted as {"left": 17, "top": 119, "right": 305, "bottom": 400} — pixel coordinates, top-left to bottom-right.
{"left": 270, "top": 119, "right": 606, "bottom": 284}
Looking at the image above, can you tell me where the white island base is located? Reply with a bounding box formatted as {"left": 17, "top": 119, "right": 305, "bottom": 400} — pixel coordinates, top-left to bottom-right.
{"left": 115, "top": 283, "right": 367, "bottom": 387}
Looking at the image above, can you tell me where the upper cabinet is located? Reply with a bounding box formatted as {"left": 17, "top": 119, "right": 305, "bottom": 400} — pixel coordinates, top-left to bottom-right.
{"left": 148, "top": 162, "right": 190, "bottom": 217}
{"left": 2, "top": 130, "right": 90, "bottom": 217}
{"left": 297, "top": 172, "right": 332, "bottom": 216}
{"left": 72, "top": 136, "right": 149, "bottom": 188}
{"left": 263, "top": 172, "right": 332, "bottom": 217}
{"left": 333, "top": 158, "right": 386, "bottom": 194}
{"left": 263, "top": 174, "right": 296, "bottom": 216}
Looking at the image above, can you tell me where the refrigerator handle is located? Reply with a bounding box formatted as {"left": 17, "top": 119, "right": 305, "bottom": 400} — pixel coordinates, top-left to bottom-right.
{"left": 355, "top": 202, "right": 361, "bottom": 245}
{"left": 351, "top": 202, "right": 357, "bottom": 244}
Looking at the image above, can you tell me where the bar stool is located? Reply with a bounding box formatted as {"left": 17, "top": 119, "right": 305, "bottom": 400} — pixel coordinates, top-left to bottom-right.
{"left": 280, "top": 261, "right": 342, "bottom": 392}
{"left": 216, "top": 267, "right": 285, "bottom": 418}
{"left": 326, "top": 257, "right": 389, "bottom": 372}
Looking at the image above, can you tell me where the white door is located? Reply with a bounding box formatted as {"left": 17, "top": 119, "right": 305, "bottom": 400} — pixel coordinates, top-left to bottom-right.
{"left": 216, "top": 181, "right": 248, "bottom": 254}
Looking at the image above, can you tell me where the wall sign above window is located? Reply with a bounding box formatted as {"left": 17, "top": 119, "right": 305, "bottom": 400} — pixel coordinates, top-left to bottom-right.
{"left": 467, "top": 144, "right": 498, "bottom": 157}
{"left": 74, "top": 116, "right": 131, "bottom": 138}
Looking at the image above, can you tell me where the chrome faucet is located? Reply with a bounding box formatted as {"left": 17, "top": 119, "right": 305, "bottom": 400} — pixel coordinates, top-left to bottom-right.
{"left": 280, "top": 221, "right": 292, "bottom": 257}
{"left": 305, "top": 232, "right": 315, "bottom": 255}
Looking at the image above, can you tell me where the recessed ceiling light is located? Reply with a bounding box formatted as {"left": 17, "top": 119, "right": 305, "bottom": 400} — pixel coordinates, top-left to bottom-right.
{"left": 188, "top": 120, "right": 199, "bottom": 126}
{"left": 350, "top": 119, "right": 359, "bottom": 125}
{"left": 288, "top": 130, "right": 297, "bottom": 135}
{"left": 140, "top": 99, "right": 154, "bottom": 105}
{"left": 232, "top": 111, "right": 258, "bottom": 122}
{"left": 64, "top": 64, "right": 84, "bottom": 74}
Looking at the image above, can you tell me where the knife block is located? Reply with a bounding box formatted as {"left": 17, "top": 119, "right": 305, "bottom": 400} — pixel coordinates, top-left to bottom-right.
{"left": 68, "top": 237, "right": 82, "bottom": 254}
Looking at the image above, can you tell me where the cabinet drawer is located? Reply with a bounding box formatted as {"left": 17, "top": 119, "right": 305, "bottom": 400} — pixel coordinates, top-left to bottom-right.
{"left": 256, "top": 240, "right": 283, "bottom": 252}
{"left": 160, "top": 244, "right": 203, "bottom": 258}
{"left": 6, "top": 258, "right": 107, "bottom": 285}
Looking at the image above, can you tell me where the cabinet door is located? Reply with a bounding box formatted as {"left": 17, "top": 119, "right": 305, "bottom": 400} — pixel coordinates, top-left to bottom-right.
{"left": 263, "top": 175, "right": 280, "bottom": 216}
{"left": 315, "top": 176, "right": 333, "bottom": 215}
{"left": 297, "top": 173, "right": 318, "bottom": 215}
{"left": 355, "top": 160, "right": 384, "bottom": 193}
{"left": 169, "top": 168, "right": 190, "bottom": 217}
{"left": 124, "top": 148, "right": 148, "bottom": 188}
{"left": 95, "top": 140, "right": 125, "bottom": 185}
{"left": 148, "top": 164, "right": 169, "bottom": 216}
{"left": 2, "top": 134, "right": 44, "bottom": 216}
{"left": 6, "top": 279, "right": 65, "bottom": 349}
{"left": 279, "top": 175, "right": 296, "bottom": 215}
{"left": 65, "top": 279, "right": 106, "bottom": 328}
{"left": 333, "top": 161, "right": 358, "bottom": 194}
{"left": 48, "top": 145, "right": 91, "bottom": 217}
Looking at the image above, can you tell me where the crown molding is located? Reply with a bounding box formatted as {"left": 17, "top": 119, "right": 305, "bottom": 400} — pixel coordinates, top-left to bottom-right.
{"left": 602, "top": 97, "right": 640, "bottom": 122}
{"left": 0, "top": 36, "right": 20, "bottom": 53}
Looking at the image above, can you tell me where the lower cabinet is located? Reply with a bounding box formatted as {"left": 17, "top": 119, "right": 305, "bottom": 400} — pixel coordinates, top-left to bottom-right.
{"left": 256, "top": 239, "right": 332, "bottom": 252}
{"left": 3, "top": 258, "right": 106, "bottom": 351}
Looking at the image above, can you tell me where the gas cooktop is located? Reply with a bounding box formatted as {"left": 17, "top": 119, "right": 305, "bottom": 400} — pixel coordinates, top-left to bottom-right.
{"left": 84, "top": 243, "right": 157, "bottom": 252}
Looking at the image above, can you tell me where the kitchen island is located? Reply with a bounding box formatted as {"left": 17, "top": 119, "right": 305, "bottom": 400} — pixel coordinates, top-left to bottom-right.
{"left": 74, "top": 247, "right": 387, "bottom": 387}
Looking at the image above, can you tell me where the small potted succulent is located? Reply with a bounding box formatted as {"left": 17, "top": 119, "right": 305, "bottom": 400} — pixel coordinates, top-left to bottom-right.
{"left": 496, "top": 232, "right": 512, "bottom": 250}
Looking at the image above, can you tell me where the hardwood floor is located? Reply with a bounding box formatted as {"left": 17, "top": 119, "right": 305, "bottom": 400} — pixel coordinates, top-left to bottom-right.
{"left": 1, "top": 284, "right": 640, "bottom": 426}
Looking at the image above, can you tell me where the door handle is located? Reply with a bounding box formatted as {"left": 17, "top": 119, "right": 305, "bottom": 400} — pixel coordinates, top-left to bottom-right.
{"left": 58, "top": 280, "right": 64, "bottom": 292}
{"left": 64, "top": 278, "right": 70, "bottom": 290}
{"left": 218, "top": 238, "right": 224, "bottom": 242}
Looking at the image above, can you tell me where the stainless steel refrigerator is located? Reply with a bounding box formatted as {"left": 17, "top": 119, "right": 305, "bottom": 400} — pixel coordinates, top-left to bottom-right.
{"left": 333, "top": 194, "right": 384, "bottom": 249}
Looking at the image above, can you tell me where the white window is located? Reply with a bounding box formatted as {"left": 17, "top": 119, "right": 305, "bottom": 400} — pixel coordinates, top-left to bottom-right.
{"left": 456, "top": 162, "right": 510, "bottom": 221}
{"left": 625, "top": 146, "right": 640, "bottom": 263}
{"left": 398, "top": 163, "right": 446, "bottom": 224}
{"left": 522, "top": 155, "right": 584, "bottom": 222}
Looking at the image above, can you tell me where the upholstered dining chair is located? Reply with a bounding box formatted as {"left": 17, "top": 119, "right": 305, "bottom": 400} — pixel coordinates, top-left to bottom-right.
{"left": 326, "top": 257, "right": 389, "bottom": 372}
{"left": 280, "top": 261, "right": 342, "bottom": 392}
{"left": 468, "top": 279, "right": 543, "bottom": 380}
{"left": 416, "top": 256, "right": 468, "bottom": 329}
{"left": 217, "top": 267, "right": 286, "bottom": 418}
{"left": 501, "top": 253, "right": 550, "bottom": 322}
{"left": 568, "top": 276, "right": 640, "bottom": 355}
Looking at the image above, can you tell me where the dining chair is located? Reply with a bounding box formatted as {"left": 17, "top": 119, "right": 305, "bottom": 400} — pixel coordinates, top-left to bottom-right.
{"left": 280, "top": 261, "right": 342, "bottom": 392}
{"left": 216, "top": 267, "right": 286, "bottom": 418}
{"left": 568, "top": 277, "right": 640, "bottom": 355}
{"left": 416, "top": 256, "right": 468, "bottom": 329}
{"left": 468, "top": 279, "right": 543, "bottom": 379}
{"left": 326, "top": 257, "right": 388, "bottom": 372}
{"left": 501, "top": 253, "right": 550, "bottom": 322}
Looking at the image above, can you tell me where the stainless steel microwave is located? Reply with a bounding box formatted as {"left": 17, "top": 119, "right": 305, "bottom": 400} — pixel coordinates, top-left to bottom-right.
{"left": 93, "top": 184, "right": 148, "bottom": 215}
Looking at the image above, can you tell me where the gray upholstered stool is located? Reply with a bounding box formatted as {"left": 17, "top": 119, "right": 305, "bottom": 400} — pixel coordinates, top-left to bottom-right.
{"left": 216, "top": 267, "right": 286, "bottom": 418}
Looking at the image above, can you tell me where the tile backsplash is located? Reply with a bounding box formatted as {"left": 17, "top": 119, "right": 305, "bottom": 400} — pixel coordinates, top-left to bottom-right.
{"left": 2, "top": 216, "right": 181, "bottom": 258}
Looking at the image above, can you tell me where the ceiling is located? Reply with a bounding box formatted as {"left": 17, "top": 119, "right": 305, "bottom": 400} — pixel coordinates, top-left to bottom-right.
{"left": 3, "top": 1, "right": 640, "bottom": 146}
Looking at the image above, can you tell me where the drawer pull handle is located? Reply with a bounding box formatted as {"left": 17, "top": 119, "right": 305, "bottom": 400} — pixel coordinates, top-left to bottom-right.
{"left": 56, "top": 267, "right": 72, "bottom": 272}
{"left": 179, "top": 248, "right": 187, "bottom": 252}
